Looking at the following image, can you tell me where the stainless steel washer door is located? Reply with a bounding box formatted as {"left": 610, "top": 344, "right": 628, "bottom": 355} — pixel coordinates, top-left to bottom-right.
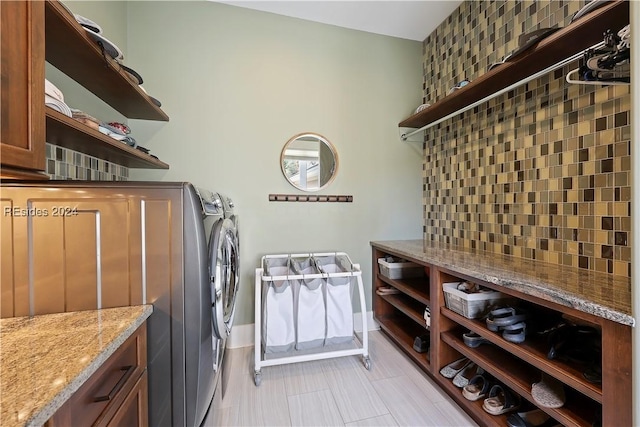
{"left": 209, "top": 217, "right": 239, "bottom": 340}
{"left": 223, "top": 217, "right": 239, "bottom": 332}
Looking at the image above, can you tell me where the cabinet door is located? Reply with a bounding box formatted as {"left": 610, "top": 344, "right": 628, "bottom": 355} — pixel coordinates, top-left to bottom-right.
{"left": 106, "top": 371, "right": 149, "bottom": 427}
{"left": 0, "top": 1, "right": 46, "bottom": 175}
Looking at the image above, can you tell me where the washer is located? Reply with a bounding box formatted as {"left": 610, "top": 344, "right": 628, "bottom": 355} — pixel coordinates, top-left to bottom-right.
{"left": 220, "top": 195, "right": 239, "bottom": 291}
{"left": 198, "top": 190, "right": 240, "bottom": 425}
{"left": 213, "top": 193, "right": 240, "bottom": 400}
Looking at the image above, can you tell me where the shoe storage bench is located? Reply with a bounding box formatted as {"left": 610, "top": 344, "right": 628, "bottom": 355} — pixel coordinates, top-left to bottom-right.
{"left": 371, "top": 240, "right": 633, "bottom": 427}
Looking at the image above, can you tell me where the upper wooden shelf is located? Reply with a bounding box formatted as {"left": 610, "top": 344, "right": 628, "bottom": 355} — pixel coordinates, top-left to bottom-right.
{"left": 44, "top": 0, "right": 169, "bottom": 122}
{"left": 46, "top": 108, "right": 169, "bottom": 169}
{"left": 399, "top": 0, "right": 628, "bottom": 130}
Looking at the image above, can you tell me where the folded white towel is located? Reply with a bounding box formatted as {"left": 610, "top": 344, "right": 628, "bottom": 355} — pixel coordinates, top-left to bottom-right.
{"left": 44, "top": 79, "right": 65, "bottom": 103}
{"left": 45, "top": 95, "right": 72, "bottom": 117}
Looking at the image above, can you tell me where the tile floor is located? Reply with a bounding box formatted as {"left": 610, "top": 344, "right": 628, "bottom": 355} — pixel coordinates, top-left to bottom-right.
{"left": 205, "top": 330, "right": 478, "bottom": 426}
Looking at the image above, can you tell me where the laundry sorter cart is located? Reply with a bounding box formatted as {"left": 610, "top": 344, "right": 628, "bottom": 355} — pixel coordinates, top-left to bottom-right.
{"left": 253, "top": 252, "right": 370, "bottom": 386}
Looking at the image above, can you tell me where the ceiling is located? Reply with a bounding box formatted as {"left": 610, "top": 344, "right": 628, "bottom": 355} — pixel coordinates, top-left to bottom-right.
{"left": 215, "top": 1, "right": 462, "bottom": 42}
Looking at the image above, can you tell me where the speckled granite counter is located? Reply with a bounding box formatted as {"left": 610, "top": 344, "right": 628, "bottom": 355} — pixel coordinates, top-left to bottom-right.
{"left": 0, "top": 305, "right": 153, "bottom": 427}
{"left": 371, "top": 240, "right": 634, "bottom": 327}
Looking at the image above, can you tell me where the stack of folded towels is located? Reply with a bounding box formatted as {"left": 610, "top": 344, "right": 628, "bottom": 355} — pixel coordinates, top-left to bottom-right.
{"left": 45, "top": 79, "right": 72, "bottom": 117}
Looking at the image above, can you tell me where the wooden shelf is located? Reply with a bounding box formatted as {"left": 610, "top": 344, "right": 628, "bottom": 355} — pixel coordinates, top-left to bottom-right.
{"left": 371, "top": 242, "right": 630, "bottom": 426}
{"left": 379, "top": 293, "right": 427, "bottom": 329}
{"left": 378, "top": 276, "right": 430, "bottom": 306}
{"left": 441, "top": 307, "right": 602, "bottom": 403}
{"left": 399, "top": 0, "right": 628, "bottom": 130}
{"left": 46, "top": 108, "right": 169, "bottom": 169}
{"left": 376, "top": 315, "right": 430, "bottom": 371}
{"left": 442, "top": 331, "right": 599, "bottom": 427}
{"left": 44, "top": 0, "right": 169, "bottom": 121}
{"left": 437, "top": 371, "right": 506, "bottom": 427}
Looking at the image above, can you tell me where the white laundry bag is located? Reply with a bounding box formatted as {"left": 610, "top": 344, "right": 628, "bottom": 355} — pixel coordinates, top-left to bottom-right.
{"left": 315, "top": 255, "right": 354, "bottom": 345}
{"left": 291, "top": 258, "right": 326, "bottom": 350}
{"left": 262, "top": 258, "right": 296, "bottom": 353}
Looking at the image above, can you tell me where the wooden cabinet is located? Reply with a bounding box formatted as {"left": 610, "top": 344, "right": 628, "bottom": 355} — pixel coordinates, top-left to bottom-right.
{"left": 371, "top": 244, "right": 632, "bottom": 427}
{"left": 0, "top": 1, "right": 47, "bottom": 179}
{"left": 0, "top": 0, "right": 169, "bottom": 180}
{"left": 372, "top": 249, "right": 431, "bottom": 372}
{"left": 46, "top": 323, "right": 148, "bottom": 427}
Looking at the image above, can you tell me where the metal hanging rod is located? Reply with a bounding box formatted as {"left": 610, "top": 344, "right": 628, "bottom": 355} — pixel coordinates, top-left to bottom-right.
{"left": 401, "top": 41, "right": 605, "bottom": 141}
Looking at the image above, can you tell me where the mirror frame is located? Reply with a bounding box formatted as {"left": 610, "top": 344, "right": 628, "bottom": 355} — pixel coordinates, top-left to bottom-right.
{"left": 280, "top": 132, "right": 339, "bottom": 192}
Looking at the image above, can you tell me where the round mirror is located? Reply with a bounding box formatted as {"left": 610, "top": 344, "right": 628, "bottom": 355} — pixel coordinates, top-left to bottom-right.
{"left": 280, "top": 133, "right": 338, "bottom": 192}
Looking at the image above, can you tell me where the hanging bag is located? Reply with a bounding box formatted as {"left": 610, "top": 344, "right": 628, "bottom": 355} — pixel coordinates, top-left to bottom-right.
{"left": 262, "top": 257, "right": 296, "bottom": 353}
{"left": 315, "top": 254, "right": 354, "bottom": 345}
{"left": 291, "top": 257, "right": 326, "bottom": 350}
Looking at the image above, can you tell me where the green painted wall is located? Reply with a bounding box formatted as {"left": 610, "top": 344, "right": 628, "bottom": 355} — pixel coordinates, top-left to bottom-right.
{"left": 126, "top": 1, "right": 424, "bottom": 325}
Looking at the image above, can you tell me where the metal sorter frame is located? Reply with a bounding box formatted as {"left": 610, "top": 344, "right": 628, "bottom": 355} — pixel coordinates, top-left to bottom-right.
{"left": 253, "top": 252, "right": 370, "bottom": 386}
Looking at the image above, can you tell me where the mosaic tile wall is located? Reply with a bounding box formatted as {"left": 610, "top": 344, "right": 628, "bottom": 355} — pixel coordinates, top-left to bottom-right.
{"left": 45, "top": 143, "right": 129, "bottom": 181}
{"left": 421, "top": 1, "right": 631, "bottom": 277}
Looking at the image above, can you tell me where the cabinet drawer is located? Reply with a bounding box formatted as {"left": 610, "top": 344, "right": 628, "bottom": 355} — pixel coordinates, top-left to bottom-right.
{"left": 106, "top": 370, "right": 148, "bottom": 427}
{"left": 46, "top": 325, "right": 147, "bottom": 427}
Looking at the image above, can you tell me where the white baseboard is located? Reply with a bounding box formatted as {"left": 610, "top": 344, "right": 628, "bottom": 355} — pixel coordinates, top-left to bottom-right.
{"left": 227, "top": 311, "right": 379, "bottom": 349}
{"left": 227, "top": 323, "right": 255, "bottom": 349}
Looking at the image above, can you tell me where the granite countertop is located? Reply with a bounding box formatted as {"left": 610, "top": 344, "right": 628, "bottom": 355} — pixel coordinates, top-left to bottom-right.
{"left": 371, "top": 240, "right": 634, "bottom": 327}
{"left": 0, "top": 305, "right": 153, "bottom": 427}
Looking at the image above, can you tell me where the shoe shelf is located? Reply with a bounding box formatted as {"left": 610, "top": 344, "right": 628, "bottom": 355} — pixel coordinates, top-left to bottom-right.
{"left": 376, "top": 314, "right": 430, "bottom": 369}
{"left": 371, "top": 241, "right": 631, "bottom": 427}
{"left": 442, "top": 331, "right": 597, "bottom": 427}
{"left": 378, "top": 275, "right": 430, "bottom": 306}
{"left": 373, "top": 247, "right": 431, "bottom": 370}
{"left": 378, "top": 293, "right": 426, "bottom": 329}
{"left": 441, "top": 307, "right": 603, "bottom": 402}
{"left": 436, "top": 368, "right": 507, "bottom": 427}
{"left": 398, "top": 0, "right": 628, "bottom": 135}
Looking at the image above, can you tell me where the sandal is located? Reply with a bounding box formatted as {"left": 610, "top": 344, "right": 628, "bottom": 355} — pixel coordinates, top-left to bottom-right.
{"left": 583, "top": 362, "right": 602, "bottom": 384}
{"left": 439, "top": 357, "right": 470, "bottom": 379}
{"left": 375, "top": 286, "right": 400, "bottom": 296}
{"left": 453, "top": 362, "right": 483, "bottom": 388}
{"left": 482, "top": 384, "right": 521, "bottom": 415}
{"left": 506, "top": 408, "right": 552, "bottom": 427}
{"left": 502, "top": 321, "right": 527, "bottom": 343}
{"left": 463, "top": 331, "right": 491, "bottom": 348}
{"left": 462, "top": 373, "right": 493, "bottom": 401}
{"left": 531, "top": 374, "right": 566, "bottom": 408}
{"left": 486, "top": 307, "right": 528, "bottom": 331}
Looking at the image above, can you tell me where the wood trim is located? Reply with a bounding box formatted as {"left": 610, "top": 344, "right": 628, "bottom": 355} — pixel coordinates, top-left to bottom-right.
{"left": 601, "top": 321, "right": 632, "bottom": 425}
{"left": 0, "top": 166, "right": 49, "bottom": 180}
{"left": 30, "top": 0, "right": 46, "bottom": 170}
